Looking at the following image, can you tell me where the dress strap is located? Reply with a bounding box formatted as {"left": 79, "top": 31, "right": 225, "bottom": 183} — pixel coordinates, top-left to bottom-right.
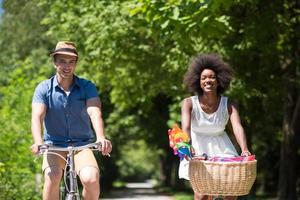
{"left": 219, "top": 96, "right": 229, "bottom": 121}
{"left": 223, "top": 96, "right": 228, "bottom": 112}
{"left": 190, "top": 96, "right": 198, "bottom": 113}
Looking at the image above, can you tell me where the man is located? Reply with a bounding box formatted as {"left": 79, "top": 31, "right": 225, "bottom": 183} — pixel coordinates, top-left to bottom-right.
{"left": 31, "top": 41, "right": 112, "bottom": 200}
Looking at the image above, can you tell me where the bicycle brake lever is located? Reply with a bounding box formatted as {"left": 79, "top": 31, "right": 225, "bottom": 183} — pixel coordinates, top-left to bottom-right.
{"left": 94, "top": 143, "right": 110, "bottom": 157}
{"left": 95, "top": 142, "right": 102, "bottom": 150}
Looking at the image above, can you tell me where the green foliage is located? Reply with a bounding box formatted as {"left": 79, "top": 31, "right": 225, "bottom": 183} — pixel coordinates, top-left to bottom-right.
{"left": 0, "top": 50, "right": 52, "bottom": 199}
{"left": 0, "top": 0, "right": 51, "bottom": 83}
{"left": 116, "top": 139, "right": 159, "bottom": 181}
{"left": 130, "top": 0, "right": 234, "bottom": 53}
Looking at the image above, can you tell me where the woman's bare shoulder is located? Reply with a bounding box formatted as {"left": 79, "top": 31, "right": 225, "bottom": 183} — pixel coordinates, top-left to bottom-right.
{"left": 182, "top": 96, "right": 193, "bottom": 104}
{"left": 181, "top": 97, "right": 193, "bottom": 110}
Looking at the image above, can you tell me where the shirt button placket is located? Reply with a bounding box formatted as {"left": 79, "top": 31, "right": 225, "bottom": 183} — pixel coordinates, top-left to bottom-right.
{"left": 64, "top": 95, "right": 70, "bottom": 138}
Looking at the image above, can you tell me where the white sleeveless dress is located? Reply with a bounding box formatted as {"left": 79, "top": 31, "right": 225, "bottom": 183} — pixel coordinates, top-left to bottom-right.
{"left": 179, "top": 95, "right": 238, "bottom": 180}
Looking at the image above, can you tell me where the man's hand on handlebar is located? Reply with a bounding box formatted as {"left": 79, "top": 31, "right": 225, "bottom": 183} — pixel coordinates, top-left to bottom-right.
{"left": 96, "top": 137, "right": 112, "bottom": 156}
{"left": 31, "top": 143, "right": 43, "bottom": 155}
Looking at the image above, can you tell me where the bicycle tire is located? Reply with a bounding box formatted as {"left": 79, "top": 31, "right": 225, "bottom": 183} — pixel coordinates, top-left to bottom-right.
{"left": 65, "top": 194, "right": 76, "bottom": 200}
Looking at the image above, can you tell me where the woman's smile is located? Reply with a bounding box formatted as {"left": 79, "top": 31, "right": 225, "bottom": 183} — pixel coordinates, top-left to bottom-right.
{"left": 200, "top": 69, "right": 217, "bottom": 92}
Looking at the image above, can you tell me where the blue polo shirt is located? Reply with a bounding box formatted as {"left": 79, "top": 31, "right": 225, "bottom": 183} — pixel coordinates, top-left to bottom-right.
{"left": 32, "top": 75, "right": 99, "bottom": 147}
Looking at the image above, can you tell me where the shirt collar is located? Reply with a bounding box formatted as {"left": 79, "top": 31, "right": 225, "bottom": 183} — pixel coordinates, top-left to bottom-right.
{"left": 53, "top": 75, "right": 81, "bottom": 89}
{"left": 73, "top": 75, "right": 80, "bottom": 87}
{"left": 53, "top": 75, "right": 59, "bottom": 88}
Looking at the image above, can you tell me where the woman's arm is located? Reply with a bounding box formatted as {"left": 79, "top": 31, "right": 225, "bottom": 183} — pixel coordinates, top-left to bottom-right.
{"left": 181, "top": 98, "right": 193, "bottom": 140}
{"left": 228, "top": 100, "right": 251, "bottom": 156}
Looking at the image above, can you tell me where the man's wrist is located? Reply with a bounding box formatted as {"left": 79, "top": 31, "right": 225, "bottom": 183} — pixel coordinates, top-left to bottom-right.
{"left": 33, "top": 140, "right": 43, "bottom": 145}
{"left": 96, "top": 136, "right": 106, "bottom": 141}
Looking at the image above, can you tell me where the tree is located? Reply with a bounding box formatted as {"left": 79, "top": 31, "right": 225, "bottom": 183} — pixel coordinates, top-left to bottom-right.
{"left": 0, "top": 0, "right": 51, "bottom": 83}
{"left": 0, "top": 1, "right": 52, "bottom": 198}
{"left": 0, "top": 50, "right": 53, "bottom": 199}
{"left": 275, "top": 1, "right": 300, "bottom": 199}
{"left": 127, "top": 0, "right": 300, "bottom": 197}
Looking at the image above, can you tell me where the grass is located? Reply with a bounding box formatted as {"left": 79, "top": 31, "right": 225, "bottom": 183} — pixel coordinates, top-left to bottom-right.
{"left": 173, "top": 192, "right": 193, "bottom": 200}
{"left": 112, "top": 180, "right": 127, "bottom": 188}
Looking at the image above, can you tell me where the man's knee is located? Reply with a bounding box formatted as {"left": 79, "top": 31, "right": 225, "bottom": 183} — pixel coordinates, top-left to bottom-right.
{"left": 44, "top": 166, "right": 63, "bottom": 185}
{"left": 79, "top": 166, "right": 99, "bottom": 186}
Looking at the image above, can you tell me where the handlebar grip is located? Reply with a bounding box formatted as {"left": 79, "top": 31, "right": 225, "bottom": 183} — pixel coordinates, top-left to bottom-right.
{"left": 38, "top": 144, "right": 49, "bottom": 154}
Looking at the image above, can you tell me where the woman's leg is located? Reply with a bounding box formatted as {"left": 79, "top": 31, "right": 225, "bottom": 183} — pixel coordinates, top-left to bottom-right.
{"left": 223, "top": 196, "right": 237, "bottom": 200}
{"left": 194, "top": 192, "right": 212, "bottom": 200}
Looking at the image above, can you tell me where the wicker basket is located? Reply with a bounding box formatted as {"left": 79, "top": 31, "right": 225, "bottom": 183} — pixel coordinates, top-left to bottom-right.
{"left": 189, "top": 159, "right": 257, "bottom": 196}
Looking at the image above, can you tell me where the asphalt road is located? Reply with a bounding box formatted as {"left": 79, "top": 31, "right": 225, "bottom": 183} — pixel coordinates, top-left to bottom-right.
{"left": 101, "top": 181, "right": 174, "bottom": 200}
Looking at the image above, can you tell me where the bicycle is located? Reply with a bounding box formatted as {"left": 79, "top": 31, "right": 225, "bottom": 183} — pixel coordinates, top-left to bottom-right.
{"left": 38, "top": 142, "right": 102, "bottom": 200}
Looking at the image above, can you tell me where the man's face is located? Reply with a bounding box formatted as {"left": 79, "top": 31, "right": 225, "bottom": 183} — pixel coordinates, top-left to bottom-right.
{"left": 54, "top": 54, "right": 77, "bottom": 79}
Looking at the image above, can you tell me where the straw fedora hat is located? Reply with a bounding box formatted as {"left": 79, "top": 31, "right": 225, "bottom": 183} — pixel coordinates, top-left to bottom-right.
{"left": 50, "top": 41, "right": 78, "bottom": 57}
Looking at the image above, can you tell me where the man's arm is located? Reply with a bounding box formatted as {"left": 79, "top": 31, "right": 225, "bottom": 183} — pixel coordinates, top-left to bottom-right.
{"left": 31, "top": 103, "right": 46, "bottom": 155}
{"left": 86, "top": 97, "right": 112, "bottom": 156}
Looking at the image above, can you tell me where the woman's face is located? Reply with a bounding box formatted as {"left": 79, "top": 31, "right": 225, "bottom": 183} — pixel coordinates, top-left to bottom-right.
{"left": 200, "top": 69, "right": 218, "bottom": 93}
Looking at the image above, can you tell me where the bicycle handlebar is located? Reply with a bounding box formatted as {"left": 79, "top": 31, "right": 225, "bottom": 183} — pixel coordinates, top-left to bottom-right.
{"left": 38, "top": 142, "right": 102, "bottom": 154}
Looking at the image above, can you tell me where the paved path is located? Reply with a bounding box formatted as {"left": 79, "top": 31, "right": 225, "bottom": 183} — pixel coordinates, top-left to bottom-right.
{"left": 102, "top": 181, "right": 174, "bottom": 200}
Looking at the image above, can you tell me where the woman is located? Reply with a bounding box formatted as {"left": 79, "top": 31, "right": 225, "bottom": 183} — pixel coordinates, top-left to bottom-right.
{"left": 179, "top": 54, "right": 251, "bottom": 200}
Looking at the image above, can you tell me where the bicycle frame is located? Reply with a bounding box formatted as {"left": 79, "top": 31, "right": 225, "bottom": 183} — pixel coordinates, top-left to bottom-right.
{"left": 39, "top": 143, "right": 101, "bottom": 200}
{"left": 65, "top": 148, "right": 79, "bottom": 200}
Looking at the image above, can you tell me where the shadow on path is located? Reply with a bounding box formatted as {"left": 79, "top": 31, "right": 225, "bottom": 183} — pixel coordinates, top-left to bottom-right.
{"left": 102, "top": 181, "right": 174, "bottom": 200}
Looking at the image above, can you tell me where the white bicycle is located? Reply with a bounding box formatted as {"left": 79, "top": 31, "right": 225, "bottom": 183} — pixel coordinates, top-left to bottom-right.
{"left": 39, "top": 142, "right": 102, "bottom": 200}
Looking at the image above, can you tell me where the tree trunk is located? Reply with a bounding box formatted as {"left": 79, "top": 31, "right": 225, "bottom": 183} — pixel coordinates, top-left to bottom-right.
{"left": 278, "top": 76, "right": 300, "bottom": 200}
{"left": 279, "top": 118, "right": 297, "bottom": 199}
{"left": 151, "top": 94, "right": 175, "bottom": 187}
{"left": 279, "top": 1, "right": 300, "bottom": 198}
{"left": 159, "top": 149, "right": 175, "bottom": 186}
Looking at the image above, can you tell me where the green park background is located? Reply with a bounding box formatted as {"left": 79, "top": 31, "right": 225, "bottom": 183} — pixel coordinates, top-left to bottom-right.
{"left": 0, "top": 0, "right": 299, "bottom": 199}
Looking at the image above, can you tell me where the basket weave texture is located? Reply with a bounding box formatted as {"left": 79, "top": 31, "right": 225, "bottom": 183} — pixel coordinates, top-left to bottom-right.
{"left": 189, "top": 159, "right": 257, "bottom": 196}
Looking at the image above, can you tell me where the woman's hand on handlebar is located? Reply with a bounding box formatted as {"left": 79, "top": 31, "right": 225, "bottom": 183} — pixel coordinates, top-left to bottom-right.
{"left": 96, "top": 137, "right": 112, "bottom": 156}
{"left": 190, "top": 146, "right": 196, "bottom": 156}
{"left": 241, "top": 150, "right": 251, "bottom": 157}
